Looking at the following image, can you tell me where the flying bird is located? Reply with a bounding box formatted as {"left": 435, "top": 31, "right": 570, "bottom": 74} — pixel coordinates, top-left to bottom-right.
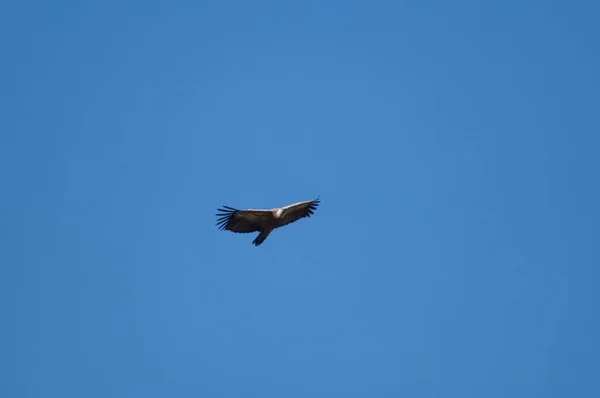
{"left": 216, "top": 197, "right": 321, "bottom": 246}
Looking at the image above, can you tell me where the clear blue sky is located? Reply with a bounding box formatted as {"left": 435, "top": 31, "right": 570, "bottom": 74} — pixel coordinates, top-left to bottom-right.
{"left": 2, "top": 1, "right": 599, "bottom": 397}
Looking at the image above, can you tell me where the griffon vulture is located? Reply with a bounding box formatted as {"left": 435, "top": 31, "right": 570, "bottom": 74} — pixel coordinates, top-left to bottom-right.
{"left": 216, "top": 197, "right": 320, "bottom": 246}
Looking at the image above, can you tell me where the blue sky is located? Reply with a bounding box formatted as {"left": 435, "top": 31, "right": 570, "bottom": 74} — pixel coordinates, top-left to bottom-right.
{"left": 2, "top": 1, "right": 599, "bottom": 397}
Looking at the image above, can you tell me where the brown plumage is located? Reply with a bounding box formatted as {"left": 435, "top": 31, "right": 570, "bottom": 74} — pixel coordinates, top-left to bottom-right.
{"left": 216, "top": 197, "right": 321, "bottom": 246}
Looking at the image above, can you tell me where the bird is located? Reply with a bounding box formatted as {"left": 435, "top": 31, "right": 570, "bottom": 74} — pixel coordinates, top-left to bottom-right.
{"left": 215, "top": 197, "right": 321, "bottom": 246}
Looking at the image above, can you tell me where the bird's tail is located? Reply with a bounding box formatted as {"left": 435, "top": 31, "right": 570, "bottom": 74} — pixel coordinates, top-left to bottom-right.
{"left": 253, "top": 230, "right": 271, "bottom": 246}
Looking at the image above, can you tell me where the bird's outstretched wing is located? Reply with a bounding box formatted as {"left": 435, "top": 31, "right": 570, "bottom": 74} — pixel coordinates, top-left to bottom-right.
{"left": 215, "top": 206, "right": 274, "bottom": 233}
{"left": 277, "top": 197, "right": 320, "bottom": 228}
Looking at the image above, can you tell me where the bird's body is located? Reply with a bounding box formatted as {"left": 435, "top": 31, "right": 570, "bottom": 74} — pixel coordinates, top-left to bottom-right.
{"left": 216, "top": 197, "right": 320, "bottom": 246}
